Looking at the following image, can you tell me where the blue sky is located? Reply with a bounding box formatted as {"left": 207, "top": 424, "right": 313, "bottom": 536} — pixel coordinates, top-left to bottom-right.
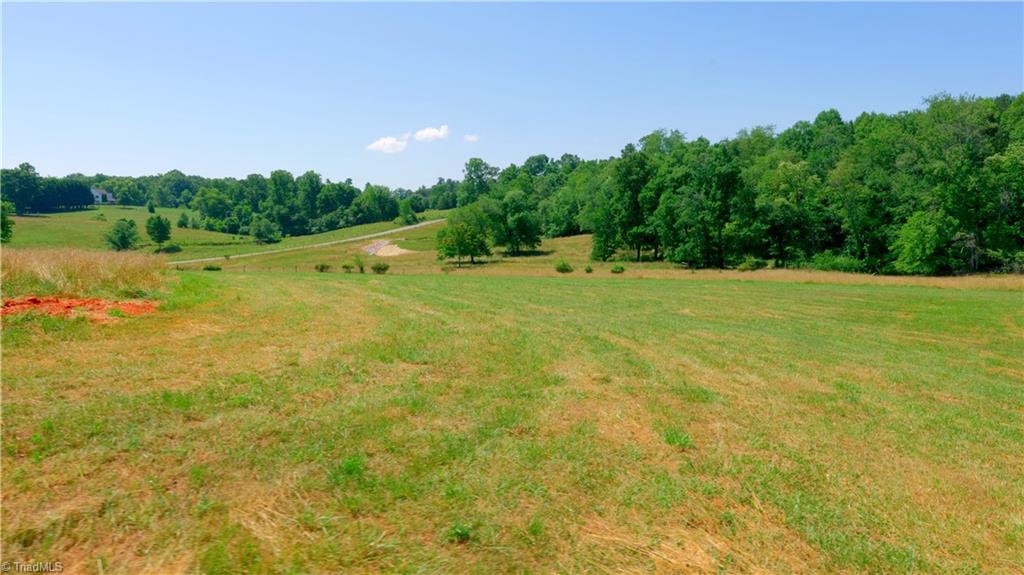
{"left": 3, "top": 2, "right": 1022, "bottom": 189}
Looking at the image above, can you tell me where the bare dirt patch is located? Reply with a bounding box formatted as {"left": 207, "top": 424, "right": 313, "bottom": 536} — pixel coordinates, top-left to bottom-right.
{"left": 1, "top": 296, "right": 158, "bottom": 321}
{"left": 363, "top": 239, "right": 414, "bottom": 257}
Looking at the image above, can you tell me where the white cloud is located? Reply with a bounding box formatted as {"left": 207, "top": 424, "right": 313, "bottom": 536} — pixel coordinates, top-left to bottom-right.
{"left": 463, "top": 134, "right": 480, "bottom": 143}
{"left": 415, "top": 124, "right": 450, "bottom": 142}
{"left": 366, "top": 132, "right": 411, "bottom": 154}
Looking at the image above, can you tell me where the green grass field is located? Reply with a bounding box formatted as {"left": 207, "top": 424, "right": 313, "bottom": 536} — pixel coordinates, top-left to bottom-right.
{"left": 3, "top": 263, "right": 1022, "bottom": 573}
{"left": 7, "top": 207, "right": 449, "bottom": 262}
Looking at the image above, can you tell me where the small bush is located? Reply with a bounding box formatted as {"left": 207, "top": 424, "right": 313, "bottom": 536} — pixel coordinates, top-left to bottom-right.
{"left": 314, "top": 263, "right": 331, "bottom": 273}
{"left": 158, "top": 244, "right": 182, "bottom": 254}
{"left": 92, "top": 213, "right": 107, "bottom": 221}
{"left": 555, "top": 260, "right": 573, "bottom": 273}
{"left": 202, "top": 264, "right": 222, "bottom": 271}
{"left": 353, "top": 254, "right": 365, "bottom": 273}
{"left": 445, "top": 522, "right": 473, "bottom": 544}
{"left": 736, "top": 255, "right": 768, "bottom": 272}
{"left": 807, "top": 251, "right": 866, "bottom": 273}
{"left": 991, "top": 249, "right": 1024, "bottom": 274}
{"left": 584, "top": 264, "right": 593, "bottom": 273}
{"left": 341, "top": 264, "right": 354, "bottom": 273}
{"left": 371, "top": 261, "right": 390, "bottom": 275}
{"left": 610, "top": 264, "right": 625, "bottom": 274}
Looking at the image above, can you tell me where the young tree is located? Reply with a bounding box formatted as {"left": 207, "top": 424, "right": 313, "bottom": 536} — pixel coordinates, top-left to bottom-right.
{"left": 612, "top": 144, "right": 656, "bottom": 261}
{"left": 106, "top": 219, "right": 141, "bottom": 251}
{"left": 177, "top": 212, "right": 191, "bottom": 228}
{"left": 397, "top": 198, "right": 419, "bottom": 225}
{"left": 1, "top": 200, "right": 15, "bottom": 242}
{"left": 146, "top": 214, "right": 172, "bottom": 249}
{"left": 437, "top": 206, "right": 492, "bottom": 264}
{"left": 437, "top": 223, "right": 491, "bottom": 264}
{"left": 147, "top": 200, "right": 156, "bottom": 213}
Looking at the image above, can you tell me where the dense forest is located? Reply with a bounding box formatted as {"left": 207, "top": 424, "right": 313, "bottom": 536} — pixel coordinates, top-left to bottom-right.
{"left": 3, "top": 93, "right": 1022, "bottom": 274}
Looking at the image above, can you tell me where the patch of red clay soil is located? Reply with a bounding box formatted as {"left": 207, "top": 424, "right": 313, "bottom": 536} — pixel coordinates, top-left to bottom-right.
{"left": 1, "top": 296, "right": 158, "bottom": 322}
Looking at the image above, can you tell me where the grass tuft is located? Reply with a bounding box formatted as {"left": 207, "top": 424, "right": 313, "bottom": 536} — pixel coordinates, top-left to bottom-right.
{"left": 663, "top": 429, "right": 694, "bottom": 449}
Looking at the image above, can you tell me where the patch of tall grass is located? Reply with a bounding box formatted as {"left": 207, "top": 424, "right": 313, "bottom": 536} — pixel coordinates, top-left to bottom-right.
{"left": 1, "top": 248, "right": 165, "bottom": 298}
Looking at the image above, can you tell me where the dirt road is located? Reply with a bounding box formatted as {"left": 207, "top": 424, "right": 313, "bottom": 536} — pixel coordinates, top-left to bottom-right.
{"left": 167, "top": 219, "right": 443, "bottom": 266}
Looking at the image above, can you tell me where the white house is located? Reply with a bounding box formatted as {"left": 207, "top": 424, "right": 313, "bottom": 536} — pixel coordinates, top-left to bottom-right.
{"left": 91, "top": 187, "right": 116, "bottom": 204}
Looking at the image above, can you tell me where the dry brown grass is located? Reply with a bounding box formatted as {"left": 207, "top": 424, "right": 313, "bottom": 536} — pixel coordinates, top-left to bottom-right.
{"left": 1, "top": 247, "right": 166, "bottom": 298}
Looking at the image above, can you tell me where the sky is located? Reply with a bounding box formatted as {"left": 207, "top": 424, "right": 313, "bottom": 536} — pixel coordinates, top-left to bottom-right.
{"left": 3, "top": 2, "right": 1022, "bottom": 190}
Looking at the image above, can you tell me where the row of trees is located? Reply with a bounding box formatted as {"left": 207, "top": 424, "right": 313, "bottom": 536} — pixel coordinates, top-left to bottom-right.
{"left": 436, "top": 93, "right": 1024, "bottom": 275}
{"left": 1, "top": 164, "right": 94, "bottom": 213}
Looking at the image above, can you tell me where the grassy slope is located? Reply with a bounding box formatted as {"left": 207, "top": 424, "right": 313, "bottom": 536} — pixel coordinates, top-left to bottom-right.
{"left": 7, "top": 207, "right": 449, "bottom": 261}
{"left": 3, "top": 271, "right": 1022, "bottom": 573}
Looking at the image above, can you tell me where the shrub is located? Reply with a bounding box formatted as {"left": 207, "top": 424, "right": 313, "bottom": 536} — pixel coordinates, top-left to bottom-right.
{"left": 92, "top": 212, "right": 107, "bottom": 222}
{"left": 371, "top": 261, "right": 390, "bottom": 274}
{"left": 158, "top": 244, "right": 182, "bottom": 254}
{"left": 1, "top": 248, "right": 164, "bottom": 298}
{"left": 990, "top": 249, "right": 1024, "bottom": 274}
{"left": 341, "top": 264, "right": 354, "bottom": 273}
{"left": 584, "top": 264, "right": 593, "bottom": 273}
{"left": 202, "top": 264, "right": 222, "bottom": 271}
{"left": 735, "top": 255, "right": 768, "bottom": 272}
{"left": 146, "top": 214, "right": 172, "bottom": 249}
{"left": 106, "top": 219, "right": 141, "bottom": 251}
{"left": 610, "top": 264, "right": 625, "bottom": 274}
{"left": 353, "top": 254, "right": 365, "bottom": 273}
{"left": 555, "top": 260, "right": 573, "bottom": 273}
{"left": 315, "top": 263, "right": 331, "bottom": 273}
{"left": 807, "top": 251, "right": 866, "bottom": 273}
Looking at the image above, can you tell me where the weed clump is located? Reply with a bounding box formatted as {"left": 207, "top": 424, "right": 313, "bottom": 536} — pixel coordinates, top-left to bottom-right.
{"left": 611, "top": 264, "right": 625, "bottom": 274}
{"left": 314, "top": 263, "right": 331, "bottom": 273}
{"left": 341, "top": 264, "right": 354, "bottom": 273}
{"left": 202, "top": 264, "right": 222, "bottom": 272}
{"left": 663, "top": 429, "right": 694, "bottom": 449}
{"left": 371, "top": 262, "right": 390, "bottom": 275}
{"left": 584, "top": 264, "right": 593, "bottom": 273}
{"left": 555, "top": 260, "right": 574, "bottom": 273}
{"left": 445, "top": 522, "right": 473, "bottom": 544}
{"left": 353, "top": 254, "right": 366, "bottom": 273}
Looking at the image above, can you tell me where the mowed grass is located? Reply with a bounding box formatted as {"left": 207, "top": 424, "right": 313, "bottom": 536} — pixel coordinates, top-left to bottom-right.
{"left": 8, "top": 206, "right": 449, "bottom": 261}
{"left": 2, "top": 270, "right": 1022, "bottom": 573}
{"left": 199, "top": 223, "right": 1024, "bottom": 292}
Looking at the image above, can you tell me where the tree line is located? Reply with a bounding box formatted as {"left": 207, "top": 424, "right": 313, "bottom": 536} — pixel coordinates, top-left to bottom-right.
{"left": 0, "top": 164, "right": 436, "bottom": 243}
{"left": 3, "top": 93, "right": 1021, "bottom": 274}
{"left": 437, "top": 93, "right": 1024, "bottom": 275}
